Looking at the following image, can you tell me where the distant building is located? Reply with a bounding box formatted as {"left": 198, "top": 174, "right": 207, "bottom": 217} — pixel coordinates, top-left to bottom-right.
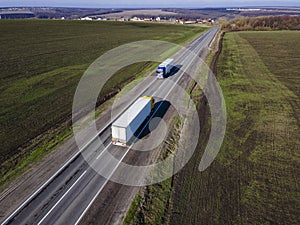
{"left": 117, "top": 17, "right": 125, "bottom": 22}
{"left": 130, "top": 17, "right": 144, "bottom": 22}
{"left": 130, "top": 16, "right": 138, "bottom": 21}
{"left": 80, "top": 17, "right": 93, "bottom": 21}
{"left": 184, "top": 20, "right": 196, "bottom": 24}
{"left": 227, "top": 8, "right": 262, "bottom": 12}
{"left": 143, "top": 18, "right": 152, "bottom": 22}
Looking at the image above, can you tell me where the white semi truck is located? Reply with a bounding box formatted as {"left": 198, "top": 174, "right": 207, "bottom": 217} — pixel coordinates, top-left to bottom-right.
{"left": 156, "top": 58, "right": 174, "bottom": 79}
{"left": 111, "top": 96, "right": 155, "bottom": 146}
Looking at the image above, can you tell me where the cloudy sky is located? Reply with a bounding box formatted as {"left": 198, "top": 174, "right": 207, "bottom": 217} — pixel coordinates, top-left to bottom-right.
{"left": 1, "top": 0, "right": 300, "bottom": 8}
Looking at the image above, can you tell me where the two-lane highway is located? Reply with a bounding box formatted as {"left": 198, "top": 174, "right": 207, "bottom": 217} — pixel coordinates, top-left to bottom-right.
{"left": 1, "top": 27, "right": 219, "bottom": 225}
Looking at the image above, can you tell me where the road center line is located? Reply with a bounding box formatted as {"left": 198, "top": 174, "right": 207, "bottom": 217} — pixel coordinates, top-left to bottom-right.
{"left": 37, "top": 170, "right": 87, "bottom": 225}
{"left": 96, "top": 142, "right": 112, "bottom": 159}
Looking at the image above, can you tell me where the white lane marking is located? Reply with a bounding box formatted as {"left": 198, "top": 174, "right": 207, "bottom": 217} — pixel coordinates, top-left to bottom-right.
{"left": 37, "top": 170, "right": 87, "bottom": 225}
{"left": 74, "top": 29, "right": 218, "bottom": 225}
{"left": 96, "top": 142, "right": 112, "bottom": 159}
{"left": 0, "top": 153, "right": 82, "bottom": 225}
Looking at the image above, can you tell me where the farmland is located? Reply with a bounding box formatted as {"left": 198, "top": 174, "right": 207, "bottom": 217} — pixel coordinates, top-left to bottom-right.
{"left": 169, "top": 31, "right": 300, "bottom": 224}
{"left": 124, "top": 31, "right": 300, "bottom": 224}
{"left": 0, "top": 20, "right": 206, "bottom": 184}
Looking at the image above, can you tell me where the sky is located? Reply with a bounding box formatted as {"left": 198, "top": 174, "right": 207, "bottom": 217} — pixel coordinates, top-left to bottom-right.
{"left": 1, "top": 0, "right": 300, "bottom": 8}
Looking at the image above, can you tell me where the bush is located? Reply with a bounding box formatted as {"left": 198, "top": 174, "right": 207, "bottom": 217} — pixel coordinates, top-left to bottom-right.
{"left": 222, "top": 16, "right": 300, "bottom": 31}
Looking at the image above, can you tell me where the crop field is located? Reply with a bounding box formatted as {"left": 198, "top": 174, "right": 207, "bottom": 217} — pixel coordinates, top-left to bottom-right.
{"left": 125, "top": 31, "right": 300, "bottom": 225}
{"left": 0, "top": 20, "right": 206, "bottom": 180}
{"left": 167, "top": 31, "right": 300, "bottom": 224}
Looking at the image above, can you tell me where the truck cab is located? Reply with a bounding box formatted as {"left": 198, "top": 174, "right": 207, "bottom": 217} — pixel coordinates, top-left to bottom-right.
{"left": 156, "top": 58, "right": 174, "bottom": 79}
{"left": 156, "top": 67, "right": 165, "bottom": 79}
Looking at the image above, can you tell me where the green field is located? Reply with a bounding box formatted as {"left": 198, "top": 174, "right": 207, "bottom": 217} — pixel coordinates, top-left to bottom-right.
{"left": 169, "top": 31, "right": 300, "bottom": 224}
{"left": 0, "top": 20, "right": 206, "bottom": 181}
{"left": 124, "top": 31, "right": 300, "bottom": 224}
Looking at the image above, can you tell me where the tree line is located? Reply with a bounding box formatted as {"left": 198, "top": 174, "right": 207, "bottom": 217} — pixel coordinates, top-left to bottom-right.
{"left": 222, "top": 16, "right": 300, "bottom": 31}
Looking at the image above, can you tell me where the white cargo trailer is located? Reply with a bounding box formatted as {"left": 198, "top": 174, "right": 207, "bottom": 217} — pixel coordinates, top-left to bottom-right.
{"left": 156, "top": 58, "right": 174, "bottom": 79}
{"left": 112, "top": 96, "right": 155, "bottom": 146}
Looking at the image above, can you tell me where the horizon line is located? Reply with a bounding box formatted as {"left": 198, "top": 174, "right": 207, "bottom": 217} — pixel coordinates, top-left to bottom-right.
{"left": 1, "top": 5, "right": 300, "bottom": 9}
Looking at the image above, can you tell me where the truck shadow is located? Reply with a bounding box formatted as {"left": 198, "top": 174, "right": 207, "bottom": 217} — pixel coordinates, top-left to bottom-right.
{"left": 167, "top": 64, "right": 182, "bottom": 78}
{"left": 132, "top": 100, "right": 171, "bottom": 142}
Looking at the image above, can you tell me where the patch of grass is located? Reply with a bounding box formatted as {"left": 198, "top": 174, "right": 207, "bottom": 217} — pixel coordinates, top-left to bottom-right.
{"left": 115, "top": 62, "right": 159, "bottom": 98}
{"left": 0, "top": 124, "right": 73, "bottom": 189}
{"left": 123, "top": 194, "right": 143, "bottom": 225}
{"left": 123, "top": 116, "right": 182, "bottom": 225}
{"left": 0, "top": 19, "right": 207, "bottom": 185}
{"left": 169, "top": 31, "right": 300, "bottom": 224}
{"left": 238, "top": 31, "right": 300, "bottom": 125}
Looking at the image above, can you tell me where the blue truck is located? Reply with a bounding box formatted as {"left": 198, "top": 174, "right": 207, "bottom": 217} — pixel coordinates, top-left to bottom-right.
{"left": 156, "top": 58, "right": 174, "bottom": 79}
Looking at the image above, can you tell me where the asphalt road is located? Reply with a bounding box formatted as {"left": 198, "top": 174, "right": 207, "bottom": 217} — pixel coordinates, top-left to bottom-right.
{"left": 1, "top": 27, "right": 219, "bottom": 225}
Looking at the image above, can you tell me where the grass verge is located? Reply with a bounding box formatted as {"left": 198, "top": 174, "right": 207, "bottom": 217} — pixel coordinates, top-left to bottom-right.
{"left": 123, "top": 116, "right": 181, "bottom": 225}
